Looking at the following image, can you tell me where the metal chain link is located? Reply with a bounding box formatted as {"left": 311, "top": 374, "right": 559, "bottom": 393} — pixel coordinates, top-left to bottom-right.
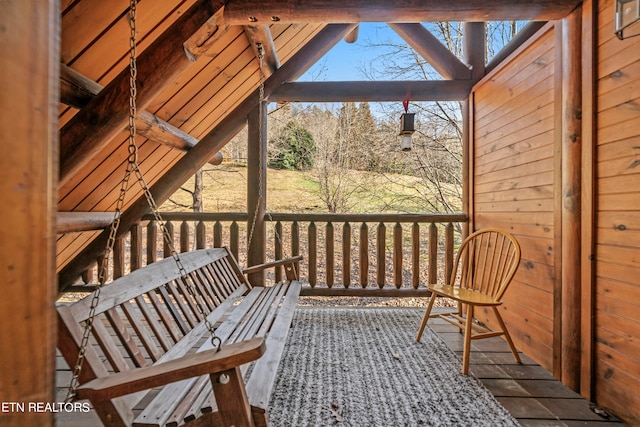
{"left": 246, "top": 45, "right": 265, "bottom": 251}
{"left": 66, "top": 0, "right": 219, "bottom": 403}
{"left": 246, "top": 44, "right": 286, "bottom": 258}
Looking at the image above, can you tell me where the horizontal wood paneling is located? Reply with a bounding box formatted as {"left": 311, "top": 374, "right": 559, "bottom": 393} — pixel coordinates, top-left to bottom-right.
{"left": 471, "top": 24, "right": 557, "bottom": 371}
{"left": 595, "top": 0, "right": 640, "bottom": 424}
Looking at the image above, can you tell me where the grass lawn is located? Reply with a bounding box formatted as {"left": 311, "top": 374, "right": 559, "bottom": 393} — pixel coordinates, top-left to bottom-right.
{"left": 163, "top": 164, "right": 459, "bottom": 214}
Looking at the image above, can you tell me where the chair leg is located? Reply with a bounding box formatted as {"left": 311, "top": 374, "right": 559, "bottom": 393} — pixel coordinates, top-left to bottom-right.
{"left": 416, "top": 292, "right": 437, "bottom": 342}
{"left": 462, "top": 304, "right": 474, "bottom": 375}
{"left": 492, "top": 307, "right": 521, "bottom": 364}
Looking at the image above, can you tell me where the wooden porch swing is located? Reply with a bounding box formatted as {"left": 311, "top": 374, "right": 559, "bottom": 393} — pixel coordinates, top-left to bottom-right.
{"left": 56, "top": 3, "right": 302, "bottom": 426}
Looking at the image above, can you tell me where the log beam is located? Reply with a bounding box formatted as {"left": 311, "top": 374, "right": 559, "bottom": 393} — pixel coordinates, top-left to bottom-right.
{"left": 344, "top": 25, "right": 360, "bottom": 43}
{"left": 222, "top": 0, "right": 581, "bottom": 24}
{"left": 463, "top": 22, "right": 486, "bottom": 82}
{"left": 59, "top": 64, "right": 223, "bottom": 165}
{"left": 1, "top": 2, "right": 58, "bottom": 425}
{"left": 246, "top": 103, "right": 268, "bottom": 286}
{"left": 243, "top": 24, "right": 280, "bottom": 77}
{"left": 561, "top": 6, "right": 582, "bottom": 392}
{"left": 58, "top": 24, "right": 357, "bottom": 289}
{"left": 269, "top": 80, "right": 473, "bottom": 102}
{"left": 388, "top": 23, "right": 471, "bottom": 80}
{"left": 57, "top": 212, "right": 115, "bottom": 234}
{"left": 58, "top": 0, "right": 217, "bottom": 188}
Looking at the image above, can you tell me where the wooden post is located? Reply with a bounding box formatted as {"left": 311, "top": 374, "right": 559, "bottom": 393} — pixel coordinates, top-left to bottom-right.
{"left": 463, "top": 22, "right": 486, "bottom": 82}
{"left": 561, "top": 6, "right": 582, "bottom": 392}
{"left": 580, "top": 0, "right": 596, "bottom": 400}
{"left": 247, "top": 103, "right": 267, "bottom": 286}
{"left": 0, "top": 2, "right": 59, "bottom": 426}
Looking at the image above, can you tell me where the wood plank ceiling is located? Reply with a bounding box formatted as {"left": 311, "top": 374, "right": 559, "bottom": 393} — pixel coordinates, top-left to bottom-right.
{"left": 57, "top": 0, "right": 580, "bottom": 285}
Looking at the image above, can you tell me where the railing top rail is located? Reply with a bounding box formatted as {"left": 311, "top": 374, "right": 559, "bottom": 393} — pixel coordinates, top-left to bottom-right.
{"left": 267, "top": 212, "right": 468, "bottom": 223}
{"left": 142, "top": 212, "right": 249, "bottom": 222}
{"left": 142, "top": 212, "right": 468, "bottom": 224}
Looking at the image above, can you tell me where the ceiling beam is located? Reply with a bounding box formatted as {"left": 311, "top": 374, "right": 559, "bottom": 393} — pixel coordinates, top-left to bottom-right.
{"left": 57, "top": 212, "right": 115, "bottom": 234}
{"left": 222, "top": 0, "right": 580, "bottom": 24}
{"left": 388, "top": 23, "right": 471, "bottom": 80}
{"left": 59, "top": 24, "right": 357, "bottom": 289}
{"left": 344, "top": 25, "right": 360, "bottom": 43}
{"left": 58, "top": 0, "right": 220, "bottom": 189}
{"left": 270, "top": 80, "right": 473, "bottom": 102}
{"left": 59, "top": 64, "right": 223, "bottom": 166}
{"left": 243, "top": 24, "right": 280, "bottom": 77}
{"left": 463, "top": 22, "right": 486, "bottom": 81}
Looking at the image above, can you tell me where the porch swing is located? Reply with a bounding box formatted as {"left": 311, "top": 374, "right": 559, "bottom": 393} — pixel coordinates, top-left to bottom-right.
{"left": 56, "top": 2, "right": 302, "bottom": 426}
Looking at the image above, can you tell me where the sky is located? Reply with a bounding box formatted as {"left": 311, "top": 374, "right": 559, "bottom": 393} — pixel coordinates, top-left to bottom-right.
{"left": 299, "top": 23, "right": 405, "bottom": 82}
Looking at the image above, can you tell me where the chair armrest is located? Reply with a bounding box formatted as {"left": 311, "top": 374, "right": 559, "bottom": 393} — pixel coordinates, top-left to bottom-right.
{"left": 243, "top": 255, "right": 303, "bottom": 281}
{"left": 76, "top": 337, "right": 266, "bottom": 401}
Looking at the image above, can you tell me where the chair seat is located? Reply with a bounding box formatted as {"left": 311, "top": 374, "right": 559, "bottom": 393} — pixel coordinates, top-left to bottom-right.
{"left": 428, "top": 283, "right": 501, "bottom": 306}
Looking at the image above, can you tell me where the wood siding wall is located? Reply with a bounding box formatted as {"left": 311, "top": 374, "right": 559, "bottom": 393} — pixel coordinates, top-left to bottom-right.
{"left": 472, "top": 3, "right": 640, "bottom": 424}
{"left": 594, "top": 0, "right": 640, "bottom": 423}
{"left": 471, "top": 25, "right": 558, "bottom": 371}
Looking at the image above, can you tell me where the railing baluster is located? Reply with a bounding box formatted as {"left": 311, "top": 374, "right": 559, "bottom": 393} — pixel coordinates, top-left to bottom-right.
{"left": 130, "top": 212, "right": 467, "bottom": 293}
{"left": 196, "top": 221, "right": 206, "bottom": 249}
{"left": 291, "top": 221, "right": 300, "bottom": 273}
{"left": 429, "top": 223, "right": 438, "bottom": 285}
{"left": 309, "top": 222, "right": 317, "bottom": 287}
{"left": 412, "top": 222, "right": 420, "bottom": 289}
{"left": 113, "top": 236, "right": 125, "bottom": 279}
{"left": 180, "top": 221, "right": 190, "bottom": 253}
{"left": 130, "top": 223, "right": 143, "bottom": 272}
{"left": 146, "top": 220, "right": 157, "bottom": 265}
{"left": 445, "top": 222, "right": 454, "bottom": 284}
{"left": 275, "top": 221, "right": 283, "bottom": 282}
{"left": 82, "top": 266, "right": 94, "bottom": 284}
{"left": 163, "top": 221, "right": 174, "bottom": 259}
{"left": 326, "top": 222, "right": 334, "bottom": 288}
{"left": 230, "top": 221, "right": 239, "bottom": 259}
{"left": 213, "top": 221, "right": 222, "bottom": 248}
{"left": 342, "top": 222, "right": 351, "bottom": 288}
{"left": 393, "top": 222, "right": 402, "bottom": 289}
{"left": 377, "top": 222, "right": 386, "bottom": 289}
{"left": 359, "top": 222, "right": 368, "bottom": 288}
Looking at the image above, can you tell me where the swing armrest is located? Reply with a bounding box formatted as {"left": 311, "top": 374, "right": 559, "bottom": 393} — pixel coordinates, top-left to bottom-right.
{"left": 243, "top": 255, "right": 303, "bottom": 281}
{"left": 75, "top": 338, "right": 266, "bottom": 401}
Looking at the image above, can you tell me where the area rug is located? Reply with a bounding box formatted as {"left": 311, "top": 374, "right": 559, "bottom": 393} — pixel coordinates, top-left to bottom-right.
{"left": 268, "top": 307, "right": 520, "bottom": 426}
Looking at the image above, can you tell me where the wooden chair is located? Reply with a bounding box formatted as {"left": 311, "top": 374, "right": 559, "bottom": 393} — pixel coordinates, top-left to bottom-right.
{"left": 416, "top": 228, "right": 522, "bottom": 375}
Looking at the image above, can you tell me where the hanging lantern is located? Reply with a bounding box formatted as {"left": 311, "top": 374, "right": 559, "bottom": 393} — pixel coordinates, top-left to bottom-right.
{"left": 615, "top": 0, "right": 640, "bottom": 39}
{"left": 399, "top": 112, "right": 415, "bottom": 152}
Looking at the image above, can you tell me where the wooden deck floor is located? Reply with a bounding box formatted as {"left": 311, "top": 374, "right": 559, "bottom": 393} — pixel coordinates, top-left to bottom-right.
{"left": 54, "top": 307, "right": 627, "bottom": 426}
{"left": 428, "top": 315, "right": 626, "bottom": 426}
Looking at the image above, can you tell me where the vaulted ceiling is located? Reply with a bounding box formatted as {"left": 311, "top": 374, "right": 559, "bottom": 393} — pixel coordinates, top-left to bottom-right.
{"left": 57, "top": 0, "right": 580, "bottom": 287}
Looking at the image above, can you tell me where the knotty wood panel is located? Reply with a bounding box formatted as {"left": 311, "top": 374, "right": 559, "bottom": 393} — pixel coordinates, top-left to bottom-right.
{"left": 471, "top": 24, "right": 557, "bottom": 371}
{"left": 594, "top": 0, "right": 640, "bottom": 424}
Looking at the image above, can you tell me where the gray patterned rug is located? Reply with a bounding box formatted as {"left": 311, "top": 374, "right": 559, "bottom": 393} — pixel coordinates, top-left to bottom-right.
{"left": 268, "top": 307, "right": 520, "bottom": 427}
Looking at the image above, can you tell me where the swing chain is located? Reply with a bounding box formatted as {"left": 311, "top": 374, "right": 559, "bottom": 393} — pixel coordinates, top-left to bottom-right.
{"left": 246, "top": 43, "right": 286, "bottom": 261}
{"left": 246, "top": 44, "right": 266, "bottom": 251}
{"left": 67, "top": 0, "right": 220, "bottom": 403}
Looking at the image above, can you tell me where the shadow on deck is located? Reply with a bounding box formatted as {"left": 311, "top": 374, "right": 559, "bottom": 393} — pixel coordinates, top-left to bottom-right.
{"left": 55, "top": 307, "right": 626, "bottom": 426}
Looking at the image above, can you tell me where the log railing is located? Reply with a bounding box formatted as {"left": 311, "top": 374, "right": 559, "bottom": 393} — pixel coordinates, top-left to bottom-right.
{"left": 75, "top": 212, "right": 468, "bottom": 296}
